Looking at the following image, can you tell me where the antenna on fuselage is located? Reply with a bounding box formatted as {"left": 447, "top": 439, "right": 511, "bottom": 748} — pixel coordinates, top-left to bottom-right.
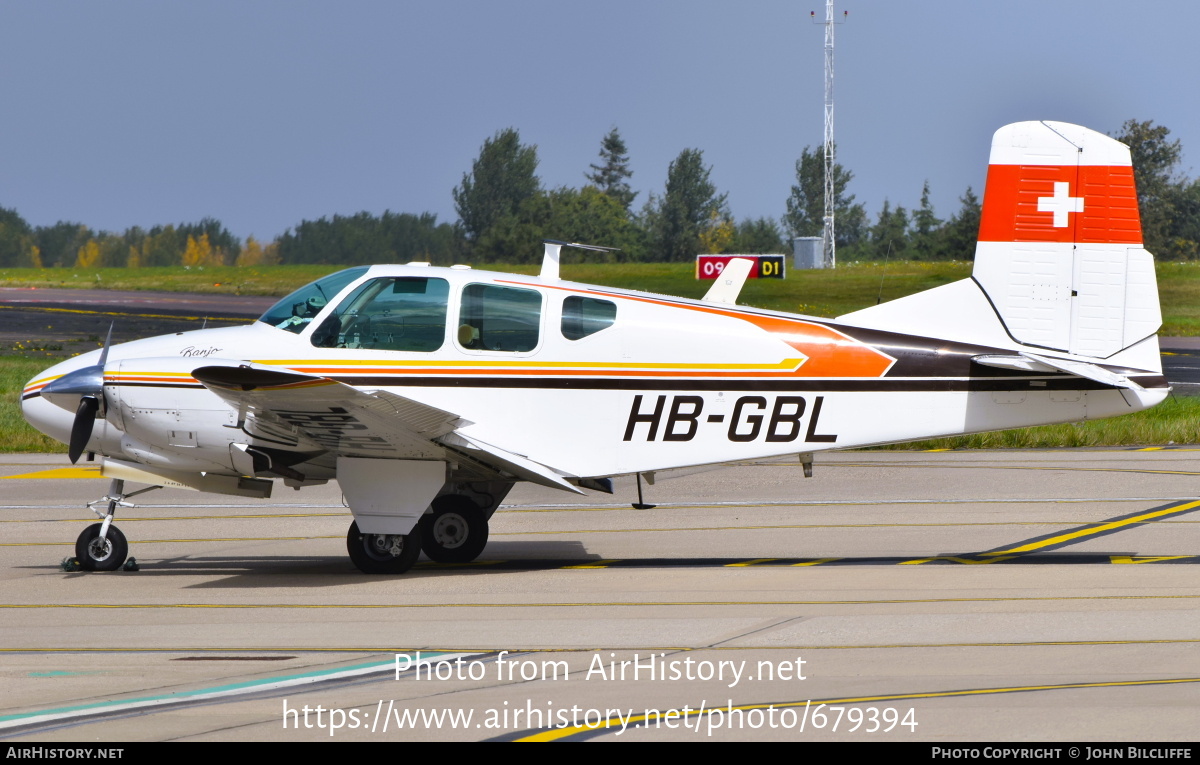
{"left": 540, "top": 239, "right": 619, "bottom": 281}
{"left": 701, "top": 257, "right": 754, "bottom": 305}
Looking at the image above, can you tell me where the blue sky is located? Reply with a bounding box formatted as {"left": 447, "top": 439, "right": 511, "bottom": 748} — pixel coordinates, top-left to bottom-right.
{"left": 2, "top": 1, "right": 1196, "bottom": 243}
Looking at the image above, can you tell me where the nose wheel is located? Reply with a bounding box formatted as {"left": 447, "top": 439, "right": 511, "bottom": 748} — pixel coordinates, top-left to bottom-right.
{"left": 78, "top": 478, "right": 130, "bottom": 572}
{"left": 346, "top": 521, "right": 422, "bottom": 574}
{"left": 75, "top": 523, "right": 128, "bottom": 571}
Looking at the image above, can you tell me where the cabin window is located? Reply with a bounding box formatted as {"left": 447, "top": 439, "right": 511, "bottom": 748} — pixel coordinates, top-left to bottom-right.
{"left": 259, "top": 266, "right": 369, "bottom": 334}
{"left": 457, "top": 284, "right": 541, "bottom": 352}
{"left": 561, "top": 296, "right": 617, "bottom": 340}
{"left": 311, "top": 277, "right": 449, "bottom": 351}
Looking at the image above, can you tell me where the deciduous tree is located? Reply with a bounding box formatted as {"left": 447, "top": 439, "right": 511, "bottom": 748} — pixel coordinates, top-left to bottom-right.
{"left": 697, "top": 209, "right": 734, "bottom": 254}
{"left": 644, "top": 148, "right": 728, "bottom": 262}
{"left": 275, "top": 212, "right": 458, "bottom": 265}
{"left": 477, "top": 186, "right": 645, "bottom": 263}
{"left": 182, "top": 234, "right": 218, "bottom": 267}
{"left": 0, "top": 207, "right": 40, "bottom": 267}
{"left": 34, "top": 222, "right": 90, "bottom": 268}
{"left": 729, "top": 217, "right": 786, "bottom": 254}
{"left": 1112, "top": 119, "right": 1187, "bottom": 257}
{"left": 74, "top": 239, "right": 101, "bottom": 268}
{"left": 783, "top": 144, "right": 866, "bottom": 250}
{"left": 236, "top": 236, "right": 265, "bottom": 266}
{"left": 453, "top": 128, "right": 541, "bottom": 243}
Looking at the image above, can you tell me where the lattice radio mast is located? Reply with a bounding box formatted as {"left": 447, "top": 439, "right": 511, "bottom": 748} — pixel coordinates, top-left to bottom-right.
{"left": 813, "top": 2, "right": 847, "bottom": 268}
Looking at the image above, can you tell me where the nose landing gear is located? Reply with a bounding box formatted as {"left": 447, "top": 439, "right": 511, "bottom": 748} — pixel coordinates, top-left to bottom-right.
{"left": 72, "top": 479, "right": 158, "bottom": 572}
{"left": 75, "top": 522, "right": 128, "bottom": 572}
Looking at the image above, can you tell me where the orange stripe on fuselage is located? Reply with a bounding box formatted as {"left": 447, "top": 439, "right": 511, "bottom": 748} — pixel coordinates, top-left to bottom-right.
{"left": 735, "top": 314, "right": 894, "bottom": 378}
{"left": 498, "top": 279, "right": 896, "bottom": 378}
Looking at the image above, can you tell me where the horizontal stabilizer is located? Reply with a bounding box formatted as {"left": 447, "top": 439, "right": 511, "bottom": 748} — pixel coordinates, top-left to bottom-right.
{"left": 540, "top": 239, "right": 620, "bottom": 281}
{"left": 972, "top": 352, "right": 1145, "bottom": 391}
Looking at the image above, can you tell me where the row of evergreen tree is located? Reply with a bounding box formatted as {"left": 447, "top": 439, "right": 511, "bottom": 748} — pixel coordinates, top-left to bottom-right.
{"left": 1, "top": 120, "right": 1196, "bottom": 268}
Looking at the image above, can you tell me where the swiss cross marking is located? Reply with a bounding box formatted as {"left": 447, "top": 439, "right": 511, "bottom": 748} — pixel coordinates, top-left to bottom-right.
{"left": 1037, "top": 181, "right": 1084, "bottom": 227}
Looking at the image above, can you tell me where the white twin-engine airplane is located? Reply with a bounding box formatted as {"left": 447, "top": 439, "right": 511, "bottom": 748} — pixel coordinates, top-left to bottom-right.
{"left": 22, "top": 121, "right": 1167, "bottom": 575}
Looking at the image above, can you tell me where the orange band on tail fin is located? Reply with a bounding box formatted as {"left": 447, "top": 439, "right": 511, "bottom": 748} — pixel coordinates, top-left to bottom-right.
{"left": 979, "top": 164, "right": 1141, "bottom": 245}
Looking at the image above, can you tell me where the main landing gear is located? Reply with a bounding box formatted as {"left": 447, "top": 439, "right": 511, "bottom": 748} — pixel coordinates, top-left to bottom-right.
{"left": 346, "top": 521, "right": 423, "bottom": 575}
{"left": 346, "top": 493, "right": 492, "bottom": 574}
{"left": 419, "top": 494, "right": 488, "bottom": 564}
{"left": 74, "top": 479, "right": 158, "bottom": 571}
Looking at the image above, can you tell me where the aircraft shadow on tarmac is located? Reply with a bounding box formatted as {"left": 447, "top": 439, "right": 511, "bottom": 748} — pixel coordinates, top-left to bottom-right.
{"left": 23, "top": 499, "right": 1200, "bottom": 584}
{"left": 28, "top": 544, "right": 1199, "bottom": 589}
{"left": 29, "top": 551, "right": 1200, "bottom": 592}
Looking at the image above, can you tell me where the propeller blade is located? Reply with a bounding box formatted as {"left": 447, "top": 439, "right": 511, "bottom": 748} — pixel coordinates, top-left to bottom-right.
{"left": 97, "top": 322, "right": 113, "bottom": 368}
{"left": 68, "top": 396, "right": 99, "bottom": 464}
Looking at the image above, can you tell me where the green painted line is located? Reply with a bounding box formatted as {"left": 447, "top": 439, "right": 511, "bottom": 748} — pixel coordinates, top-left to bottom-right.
{"left": 0, "top": 651, "right": 473, "bottom": 729}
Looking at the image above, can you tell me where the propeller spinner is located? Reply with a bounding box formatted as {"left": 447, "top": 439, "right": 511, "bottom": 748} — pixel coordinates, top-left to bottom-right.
{"left": 39, "top": 325, "right": 112, "bottom": 464}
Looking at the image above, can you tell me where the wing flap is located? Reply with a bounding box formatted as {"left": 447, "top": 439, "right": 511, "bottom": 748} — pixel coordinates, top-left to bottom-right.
{"left": 357, "top": 388, "right": 472, "bottom": 438}
{"left": 441, "top": 432, "right": 583, "bottom": 494}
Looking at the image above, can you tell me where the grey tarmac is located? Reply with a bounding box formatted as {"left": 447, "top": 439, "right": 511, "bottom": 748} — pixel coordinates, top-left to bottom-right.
{"left": 1, "top": 449, "right": 1199, "bottom": 741}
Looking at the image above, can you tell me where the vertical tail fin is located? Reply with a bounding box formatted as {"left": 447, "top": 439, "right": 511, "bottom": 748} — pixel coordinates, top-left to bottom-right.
{"left": 971, "top": 121, "right": 1161, "bottom": 358}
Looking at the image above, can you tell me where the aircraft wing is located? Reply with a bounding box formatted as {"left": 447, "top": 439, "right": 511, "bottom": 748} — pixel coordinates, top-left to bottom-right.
{"left": 441, "top": 432, "right": 582, "bottom": 494}
{"left": 191, "top": 363, "right": 581, "bottom": 492}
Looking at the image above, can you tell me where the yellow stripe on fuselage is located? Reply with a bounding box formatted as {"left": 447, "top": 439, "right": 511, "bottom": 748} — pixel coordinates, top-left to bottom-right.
{"left": 253, "top": 357, "right": 807, "bottom": 372}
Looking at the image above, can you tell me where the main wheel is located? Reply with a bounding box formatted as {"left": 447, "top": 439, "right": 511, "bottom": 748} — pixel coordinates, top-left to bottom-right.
{"left": 75, "top": 523, "right": 128, "bottom": 572}
{"left": 419, "top": 495, "right": 488, "bottom": 563}
{"left": 346, "top": 520, "right": 422, "bottom": 574}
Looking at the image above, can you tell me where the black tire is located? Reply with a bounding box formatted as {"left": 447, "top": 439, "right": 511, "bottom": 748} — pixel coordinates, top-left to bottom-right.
{"left": 346, "top": 520, "right": 422, "bottom": 574}
{"left": 419, "top": 495, "right": 488, "bottom": 563}
{"left": 75, "top": 523, "right": 128, "bottom": 572}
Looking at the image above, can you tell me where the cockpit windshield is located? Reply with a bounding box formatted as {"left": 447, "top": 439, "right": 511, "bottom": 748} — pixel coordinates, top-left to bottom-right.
{"left": 257, "top": 267, "right": 369, "bottom": 334}
{"left": 311, "top": 276, "right": 449, "bottom": 351}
